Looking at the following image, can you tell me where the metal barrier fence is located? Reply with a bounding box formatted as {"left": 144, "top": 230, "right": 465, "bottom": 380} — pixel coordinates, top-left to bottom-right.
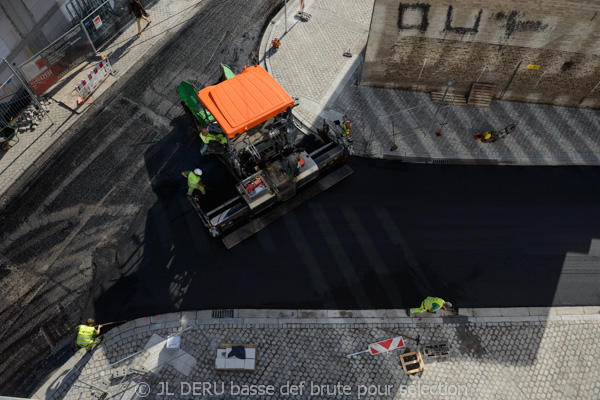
{"left": 65, "top": 0, "right": 107, "bottom": 25}
{"left": 0, "top": 69, "right": 31, "bottom": 131}
{"left": 0, "top": 59, "right": 53, "bottom": 150}
{"left": 13, "top": 0, "right": 158, "bottom": 99}
{"left": 81, "top": 0, "right": 158, "bottom": 51}
{"left": 81, "top": 0, "right": 125, "bottom": 51}
{"left": 18, "top": 24, "right": 96, "bottom": 96}
{"left": 0, "top": 60, "right": 34, "bottom": 130}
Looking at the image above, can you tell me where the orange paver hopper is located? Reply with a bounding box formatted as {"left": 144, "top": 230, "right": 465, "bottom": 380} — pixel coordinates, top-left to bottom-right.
{"left": 198, "top": 65, "right": 294, "bottom": 139}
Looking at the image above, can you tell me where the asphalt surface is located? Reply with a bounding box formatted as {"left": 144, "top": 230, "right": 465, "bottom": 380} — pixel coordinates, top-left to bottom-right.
{"left": 1, "top": 0, "right": 600, "bottom": 396}
{"left": 96, "top": 158, "right": 600, "bottom": 319}
{"left": 0, "top": 0, "right": 283, "bottom": 395}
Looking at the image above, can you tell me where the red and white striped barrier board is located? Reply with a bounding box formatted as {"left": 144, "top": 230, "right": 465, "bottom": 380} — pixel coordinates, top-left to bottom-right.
{"left": 76, "top": 55, "right": 115, "bottom": 103}
{"left": 368, "top": 337, "right": 405, "bottom": 355}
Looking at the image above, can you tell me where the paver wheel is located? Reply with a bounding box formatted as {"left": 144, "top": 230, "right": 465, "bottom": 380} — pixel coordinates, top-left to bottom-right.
{"left": 1, "top": 141, "right": 9, "bottom": 151}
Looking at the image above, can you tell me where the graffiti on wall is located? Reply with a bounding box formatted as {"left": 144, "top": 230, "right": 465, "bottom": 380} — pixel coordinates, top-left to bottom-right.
{"left": 493, "top": 11, "right": 550, "bottom": 39}
{"left": 445, "top": 6, "right": 482, "bottom": 35}
{"left": 397, "top": 3, "right": 550, "bottom": 38}
{"left": 397, "top": 3, "right": 431, "bottom": 32}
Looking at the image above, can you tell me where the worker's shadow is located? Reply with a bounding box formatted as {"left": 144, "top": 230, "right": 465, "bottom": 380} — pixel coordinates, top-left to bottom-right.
{"left": 94, "top": 114, "right": 217, "bottom": 322}
{"left": 106, "top": 37, "right": 137, "bottom": 64}
{"left": 39, "top": 350, "right": 91, "bottom": 399}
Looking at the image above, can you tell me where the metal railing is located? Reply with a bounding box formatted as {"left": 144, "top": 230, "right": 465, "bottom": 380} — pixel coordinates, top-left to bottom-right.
{"left": 17, "top": 24, "right": 96, "bottom": 96}
{"left": 80, "top": 0, "right": 124, "bottom": 51}
{"left": 0, "top": 59, "right": 51, "bottom": 132}
{"left": 79, "top": 0, "right": 159, "bottom": 51}
{"left": 65, "top": 325, "right": 209, "bottom": 400}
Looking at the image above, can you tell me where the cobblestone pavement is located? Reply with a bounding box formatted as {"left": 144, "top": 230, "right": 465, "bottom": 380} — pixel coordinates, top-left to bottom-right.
{"left": 263, "top": 0, "right": 600, "bottom": 165}
{"left": 0, "top": 0, "right": 204, "bottom": 199}
{"left": 34, "top": 308, "right": 600, "bottom": 400}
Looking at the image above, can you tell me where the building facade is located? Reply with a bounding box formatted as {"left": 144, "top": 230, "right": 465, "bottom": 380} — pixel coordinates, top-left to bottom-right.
{"left": 362, "top": 0, "right": 600, "bottom": 108}
{"left": 1, "top": 0, "right": 74, "bottom": 67}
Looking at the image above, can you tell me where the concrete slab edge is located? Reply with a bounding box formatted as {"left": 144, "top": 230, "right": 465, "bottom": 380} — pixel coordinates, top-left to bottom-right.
{"left": 102, "top": 307, "right": 600, "bottom": 338}
{"left": 380, "top": 151, "right": 600, "bottom": 166}
{"left": 32, "top": 306, "right": 599, "bottom": 399}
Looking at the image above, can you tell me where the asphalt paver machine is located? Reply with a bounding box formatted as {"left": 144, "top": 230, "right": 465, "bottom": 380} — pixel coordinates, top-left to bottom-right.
{"left": 178, "top": 65, "right": 352, "bottom": 248}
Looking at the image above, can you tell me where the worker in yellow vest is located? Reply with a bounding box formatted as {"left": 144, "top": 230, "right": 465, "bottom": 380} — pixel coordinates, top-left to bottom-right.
{"left": 75, "top": 319, "right": 103, "bottom": 349}
{"left": 181, "top": 168, "right": 206, "bottom": 196}
{"left": 200, "top": 128, "right": 227, "bottom": 154}
{"left": 340, "top": 115, "right": 353, "bottom": 142}
{"left": 407, "top": 297, "right": 452, "bottom": 316}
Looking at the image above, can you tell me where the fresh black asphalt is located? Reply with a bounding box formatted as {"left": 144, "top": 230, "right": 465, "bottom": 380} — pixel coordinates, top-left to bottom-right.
{"left": 0, "top": 0, "right": 599, "bottom": 395}
{"left": 96, "top": 157, "right": 600, "bottom": 323}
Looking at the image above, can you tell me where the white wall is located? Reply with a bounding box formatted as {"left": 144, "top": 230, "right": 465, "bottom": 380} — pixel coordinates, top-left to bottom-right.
{"left": 0, "top": 8, "right": 23, "bottom": 59}
{"left": 23, "top": 0, "right": 54, "bottom": 22}
{"left": 41, "top": 3, "right": 73, "bottom": 43}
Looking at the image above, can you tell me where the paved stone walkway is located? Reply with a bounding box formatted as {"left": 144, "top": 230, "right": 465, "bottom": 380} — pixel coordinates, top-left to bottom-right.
{"left": 3, "top": 2, "right": 600, "bottom": 398}
{"left": 262, "top": 0, "right": 600, "bottom": 165}
{"left": 33, "top": 308, "right": 600, "bottom": 400}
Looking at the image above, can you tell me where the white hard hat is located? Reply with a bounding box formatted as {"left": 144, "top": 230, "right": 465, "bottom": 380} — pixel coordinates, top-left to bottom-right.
{"left": 193, "top": 168, "right": 202, "bottom": 176}
{"left": 444, "top": 302, "right": 453, "bottom": 308}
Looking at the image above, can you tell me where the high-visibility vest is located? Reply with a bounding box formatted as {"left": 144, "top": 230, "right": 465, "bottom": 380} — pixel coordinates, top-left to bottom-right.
{"left": 76, "top": 325, "right": 96, "bottom": 347}
{"left": 200, "top": 132, "right": 217, "bottom": 144}
{"left": 187, "top": 172, "right": 203, "bottom": 189}
{"left": 424, "top": 296, "right": 445, "bottom": 312}
{"left": 201, "top": 132, "right": 226, "bottom": 145}
{"left": 342, "top": 120, "right": 352, "bottom": 136}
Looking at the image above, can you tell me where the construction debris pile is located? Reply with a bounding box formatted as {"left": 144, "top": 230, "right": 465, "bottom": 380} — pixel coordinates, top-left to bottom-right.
{"left": 12, "top": 97, "right": 51, "bottom": 132}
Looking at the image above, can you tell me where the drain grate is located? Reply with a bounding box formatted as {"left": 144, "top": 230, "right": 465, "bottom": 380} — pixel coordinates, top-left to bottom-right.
{"left": 212, "top": 309, "right": 234, "bottom": 318}
{"left": 422, "top": 343, "right": 450, "bottom": 359}
{"left": 432, "top": 159, "right": 451, "bottom": 164}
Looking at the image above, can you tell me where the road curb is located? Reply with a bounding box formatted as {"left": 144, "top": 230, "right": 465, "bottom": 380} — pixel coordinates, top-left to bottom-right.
{"left": 101, "top": 307, "right": 600, "bottom": 341}
{"left": 31, "top": 307, "right": 600, "bottom": 399}
{"left": 380, "top": 151, "right": 600, "bottom": 166}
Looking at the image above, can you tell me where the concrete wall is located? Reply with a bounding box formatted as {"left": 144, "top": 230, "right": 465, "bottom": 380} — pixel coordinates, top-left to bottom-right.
{"left": 0, "top": 0, "right": 73, "bottom": 69}
{"left": 363, "top": 0, "right": 600, "bottom": 108}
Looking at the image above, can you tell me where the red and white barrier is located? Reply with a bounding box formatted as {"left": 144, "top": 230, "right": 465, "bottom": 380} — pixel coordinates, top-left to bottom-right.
{"left": 346, "top": 336, "right": 406, "bottom": 358}
{"left": 76, "top": 55, "right": 115, "bottom": 104}
{"left": 368, "top": 337, "right": 405, "bottom": 355}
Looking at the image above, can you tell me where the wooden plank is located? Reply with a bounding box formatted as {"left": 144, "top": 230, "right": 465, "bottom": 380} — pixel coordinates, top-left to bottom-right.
{"left": 219, "top": 344, "right": 258, "bottom": 349}
{"left": 399, "top": 351, "right": 425, "bottom": 375}
{"left": 468, "top": 82, "right": 495, "bottom": 108}
{"left": 431, "top": 92, "right": 467, "bottom": 107}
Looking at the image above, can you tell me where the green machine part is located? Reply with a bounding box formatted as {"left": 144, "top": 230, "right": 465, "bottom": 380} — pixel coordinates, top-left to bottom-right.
{"left": 177, "top": 80, "right": 214, "bottom": 128}
{"left": 221, "top": 64, "right": 236, "bottom": 80}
